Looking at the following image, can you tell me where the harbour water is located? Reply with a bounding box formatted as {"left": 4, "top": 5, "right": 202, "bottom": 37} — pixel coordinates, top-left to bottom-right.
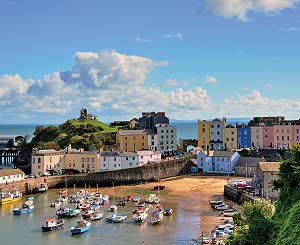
{"left": 0, "top": 190, "right": 201, "bottom": 245}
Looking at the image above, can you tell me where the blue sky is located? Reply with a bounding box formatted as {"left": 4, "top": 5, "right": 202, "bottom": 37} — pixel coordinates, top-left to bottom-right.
{"left": 0, "top": 0, "right": 299, "bottom": 124}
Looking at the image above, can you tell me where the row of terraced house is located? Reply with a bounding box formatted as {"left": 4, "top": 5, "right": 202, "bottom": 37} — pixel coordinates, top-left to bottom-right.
{"left": 198, "top": 116, "right": 300, "bottom": 150}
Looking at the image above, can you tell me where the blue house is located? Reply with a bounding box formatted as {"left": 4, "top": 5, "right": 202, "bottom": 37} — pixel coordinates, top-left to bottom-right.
{"left": 197, "top": 149, "right": 240, "bottom": 174}
{"left": 237, "top": 124, "right": 251, "bottom": 149}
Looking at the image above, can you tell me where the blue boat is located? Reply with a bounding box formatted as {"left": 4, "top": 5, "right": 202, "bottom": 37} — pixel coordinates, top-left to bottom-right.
{"left": 132, "top": 196, "right": 141, "bottom": 202}
{"left": 70, "top": 220, "right": 91, "bottom": 235}
{"left": 13, "top": 203, "right": 34, "bottom": 215}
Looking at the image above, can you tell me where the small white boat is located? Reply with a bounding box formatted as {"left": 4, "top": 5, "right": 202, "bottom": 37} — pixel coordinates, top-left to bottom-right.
{"left": 70, "top": 219, "right": 91, "bottom": 235}
{"left": 133, "top": 211, "right": 148, "bottom": 223}
{"left": 90, "top": 212, "right": 104, "bottom": 221}
{"left": 150, "top": 208, "right": 164, "bottom": 225}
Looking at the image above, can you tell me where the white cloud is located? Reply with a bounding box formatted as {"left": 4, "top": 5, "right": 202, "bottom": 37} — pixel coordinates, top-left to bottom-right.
{"left": 0, "top": 75, "right": 33, "bottom": 100}
{"left": 204, "top": 75, "right": 218, "bottom": 84}
{"left": 135, "top": 37, "right": 151, "bottom": 43}
{"left": 205, "top": 0, "right": 298, "bottom": 21}
{"left": 221, "top": 90, "right": 300, "bottom": 118}
{"left": 164, "top": 32, "right": 183, "bottom": 39}
{"left": 60, "top": 49, "right": 167, "bottom": 89}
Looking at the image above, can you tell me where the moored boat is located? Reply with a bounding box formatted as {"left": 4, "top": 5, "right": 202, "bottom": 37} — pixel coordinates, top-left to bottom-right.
{"left": 0, "top": 189, "right": 22, "bottom": 205}
{"left": 133, "top": 211, "right": 148, "bottom": 223}
{"left": 163, "top": 208, "right": 173, "bottom": 216}
{"left": 111, "top": 214, "right": 127, "bottom": 223}
{"left": 13, "top": 203, "right": 34, "bottom": 215}
{"left": 150, "top": 208, "right": 164, "bottom": 225}
{"left": 70, "top": 219, "right": 91, "bottom": 235}
{"left": 90, "top": 211, "right": 104, "bottom": 221}
{"left": 33, "top": 183, "right": 48, "bottom": 194}
{"left": 41, "top": 217, "right": 64, "bottom": 232}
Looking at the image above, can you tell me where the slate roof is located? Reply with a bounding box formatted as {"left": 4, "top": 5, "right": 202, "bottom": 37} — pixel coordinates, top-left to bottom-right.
{"left": 100, "top": 151, "right": 120, "bottom": 157}
{"left": 118, "top": 129, "right": 155, "bottom": 136}
{"left": 236, "top": 157, "right": 262, "bottom": 167}
{"left": 212, "top": 151, "right": 237, "bottom": 157}
{"left": 259, "top": 162, "right": 280, "bottom": 172}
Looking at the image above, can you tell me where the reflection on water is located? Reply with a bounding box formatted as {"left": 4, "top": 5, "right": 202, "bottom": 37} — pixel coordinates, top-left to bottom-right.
{"left": 0, "top": 190, "right": 201, "bottom": 245}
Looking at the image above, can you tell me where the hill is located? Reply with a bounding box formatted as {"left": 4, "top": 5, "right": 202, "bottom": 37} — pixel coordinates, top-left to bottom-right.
{"left": 21, "top": 119, "right": 119, "bottom": 154}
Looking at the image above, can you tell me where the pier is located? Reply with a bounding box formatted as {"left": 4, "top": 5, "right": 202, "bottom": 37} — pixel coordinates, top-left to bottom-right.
{"left": 0, "top": 135, "right": 26, "bottom": 166}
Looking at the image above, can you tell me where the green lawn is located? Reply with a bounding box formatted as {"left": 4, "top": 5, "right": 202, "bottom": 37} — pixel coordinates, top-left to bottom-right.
{"left": 68, "top": 119, "right": 118, "bottom": 133}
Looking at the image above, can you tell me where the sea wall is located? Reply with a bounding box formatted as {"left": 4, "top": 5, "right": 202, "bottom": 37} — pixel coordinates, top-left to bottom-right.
{"left": 224, "top": 185, "right": 256, "bottom": 204}
{"left": 57, "top": 156, "right": 193, "bottom": 188}
{"left": 1, "top": 157, "right": 193, "bottom": 194}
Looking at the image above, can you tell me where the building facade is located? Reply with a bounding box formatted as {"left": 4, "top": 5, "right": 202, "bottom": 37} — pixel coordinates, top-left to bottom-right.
{"left": 197, "top": 150, "right": 240, "bottom": 174}
{"left": 117, "top": 129, "right": 151, "bottom": 152}
{"left": 156, "top": 124, "right": 177, "bottom": 151}
{"left": 237, "top": 124, "right": 251, "bottom": 149}
{"left": 137, "top": 151, "right": 162, "bottom": 165}
{"left": 263, "top": 126, "right": 274, "bottom": 149}
{"left": 197, "top": 120, "right": 210, "bottom": 150}
{"left": 258, "top": 162, "right": 280, "bottom": 200}
{"left": 251, "top": 126, "right": 264, "bottom": 149}
{"left": 100, "top": 151, "right": 122, "bottom": 171}
{"left": 273, "top": 124, "right": 294, "bottom": 149}
{"left": 139, "top": 112, "right": 169, "bottom": 130}
{"left": 0, "top": 169, "right": 25, "bottom": 184}
{"left": 209, "top": 118, "right": 226, "bottom": 150}
{"left": 224, "top": 125, "right": 237, "bottom": 150}
{"left": 31, "top": 149, "right": 64, "bottom": 176}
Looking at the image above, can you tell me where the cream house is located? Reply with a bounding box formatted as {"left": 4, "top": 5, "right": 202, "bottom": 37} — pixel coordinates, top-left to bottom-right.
{"left": 0, "top": 169, "right": 25, "bottom": 184}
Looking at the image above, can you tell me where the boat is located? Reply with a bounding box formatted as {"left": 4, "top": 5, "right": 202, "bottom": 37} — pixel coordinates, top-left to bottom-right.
{"left": 132, "top": 196, "right": 141, "bottom": 202}
{"left": 132, "top": 207, "right": 149, "bottom": 214}
{"left": 118, "top": 200, "right": 127, "bottom": 206}
{"left": 163, "top": 208, "right": 173, "bottom": 216}
{"left": 90, "top": 211, "right": 104, "bottom": 221}
{"left": 145, "top": 194, "right": 159, "bottom": 204}
{"left": 0, "top": 189, "right": 22, "bottom": 205}
{"left": 49, "top": 200, "right": 61, "bottom": 208}
{"left": 133, "top": 211, "right": 148, "bottom": 223}
{"left": 150, "top": 208, "right": 164, "bottom": 225}
{"left": 111, "top": 214, "right": 127, "bottom": 223}
{"left": 41, "top": 217, "right": 64, "bottom": 232}
{"left": 13, "top": 203, "right": 34, "bottom": 215}
{"left": 101, "top": 194, "right": 109, "bottom": 205}
{"left": 33, "top": 183, "right": 48, "bottom": 193}
{"left": 126, "top": 195, "right": 133, "bottom": 201}
{"left": 222, "top": 209, "right": 238, "bottom": 217}
{"left": 81, "top": 210, "right": 94, "bottom": 219}
{"left": 70, "top": 219, "right": 91, "bottom": 235}
{"left": 105, "top": 213, "right": 123, "bottom": 223}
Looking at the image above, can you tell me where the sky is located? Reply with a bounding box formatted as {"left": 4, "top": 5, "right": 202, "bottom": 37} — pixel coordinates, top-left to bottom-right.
{"left": 0, "top": 0, "right": 300, "bottom": 124}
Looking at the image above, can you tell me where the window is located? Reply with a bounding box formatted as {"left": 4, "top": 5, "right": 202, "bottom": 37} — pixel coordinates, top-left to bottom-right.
{"left": 92, "top": 164, "right": 95, "bottom": 168}
{"left": 161, "top": 130, "right": 164, "bottom": 133}
{"left": 114, "top": 157, "right": 116, "bottom": 161}
{"left": 81, "top": 158, "right": 84, "bottom": 162}
{"left": 91, "top": 158, "right": 95, "bottom": 162}
{"left": 244, "top": 138, "right": 247, "bottom": 142}
{"left": 114, "top": 164, "right": 116, "bottom": 167}
{"left": 126, "top": 157, "right": 128, "bottom": 160}
{"left": 217, "top": 124, "right": 220, "bottom": 128}
{"left": 103, "top": 157, "right": 106, "bottom": 161}
{"left": 142, "top": 143, "right": 144, "bottom": 146}
{"left": 38, "top": 165, "right": 41, "bottom": 169}
{"left": 32, "top": 158, "right": 35, "bottom": 164}
{"left": 231, "top": 138, "right": 234, "bottom": 141}
{"left": 103, "top": 164, "right": 106, "bottom": 167}
{"left": 226, "top": 138, "right": 229, "bottom": 141}
{"left": 82, "top": 163, "right": 84, "bottom": 168}
{"left": 38, "top": 158, "right": 41, "bottom": 164}
{"left": 171, "top": 130, "right": 173, "bottom": 133}
{"left": 297, "top": 129, "right": 299, "bottom": 134}
{"left": 87, "top": 164, "right": 90, "bottom": 168}
{"left": 211, "top": 125, "right": 214, "bottom": 128}
{"left": 282, "top": 136, "right": 284, "bottom": 141}
{"left": 287, "top": 136, "right": 290, "bottom": 141}
{"left": 125, "top": 136, "right": 128, "bottom": 140}
{"left": 129, "top": 163, "right": 132, "bottom": 166}
{"left": 86, "top": 158, "right": 90, "bottom": 162}
{"left": 133, "top": 157, "right": 135, "bottom": 160}
{"left": 73, "top": 163, "right": 75, "bottom": 167}
{"left": 244, "top": 131, "right": 247, "bottom": 135}
{"left": 202, "top": 128, "right": 205, "bottom": 133}
{"left": 69, "top": 163, "right": 71, "bottom": 168}
{"left": 142, "top": 136, "right": 145, "bottom": 139}
{"left": 141, "top": 156, "right": 143, "bottom": 159}
{"left": 161, "top": 135, "right": 164, "bottom": 139}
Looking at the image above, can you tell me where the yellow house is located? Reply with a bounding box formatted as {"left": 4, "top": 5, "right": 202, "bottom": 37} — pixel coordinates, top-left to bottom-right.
{"left": 224, "top": 125, "right": 237, "bottom": 150}
{"left": 197, "top": 120, "right": 210, "bottom": 150}
{"left": 117, "top": 129, "right": 150, "bottom": 152}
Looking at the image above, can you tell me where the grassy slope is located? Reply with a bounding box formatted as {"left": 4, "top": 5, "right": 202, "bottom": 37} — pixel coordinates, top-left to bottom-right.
{"left": 68, "top": 119, "right": 118, "bottom": 133}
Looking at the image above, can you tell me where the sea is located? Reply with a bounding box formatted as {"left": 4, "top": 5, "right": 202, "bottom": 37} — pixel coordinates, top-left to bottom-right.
{"left": 0, "top": 123, "right": 198, "bottom": 141}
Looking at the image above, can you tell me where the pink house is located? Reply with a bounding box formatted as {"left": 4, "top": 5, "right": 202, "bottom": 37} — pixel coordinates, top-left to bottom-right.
{"left": 293, "top": 125, "right": 300, "bottom": 145}
{"left": 263, "top": 126, "right": 274, "bottom": 149}
{"left": 273, "top": 125, "right": 294, "bottom": 149}
{"left": 137, "top": 151, "right": 161, "bottom": 165}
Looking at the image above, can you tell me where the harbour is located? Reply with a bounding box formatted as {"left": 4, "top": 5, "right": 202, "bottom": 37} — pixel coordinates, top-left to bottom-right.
{"left": 0, "top": 176, "right": 230, "bottom": 245}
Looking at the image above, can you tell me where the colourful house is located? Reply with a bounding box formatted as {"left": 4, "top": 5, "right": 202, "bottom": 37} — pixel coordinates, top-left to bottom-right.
{"left": 251, "top": 126, "right": 264, "bottom": 149}
{"left": 209, "top": 118, "right": 226, "bottom": 150}
{"left": 263, "top": 126, "right": 274, "bottom": 149}
{"left": 197, "top": 120, "right": 210, "bottom": 150}
{"left": 224, "top": 124, "right": 237, "bottom": 150}
{"left": 237, "top": 124, "right": 251, "bottom": 149}
{"left": 197, "top": 150, "right": 240, "bottom": 174}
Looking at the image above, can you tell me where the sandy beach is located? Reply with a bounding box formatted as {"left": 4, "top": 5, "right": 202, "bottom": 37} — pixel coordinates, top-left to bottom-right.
{"left": 80, "top": 175, "right": 236, "bottom": 236}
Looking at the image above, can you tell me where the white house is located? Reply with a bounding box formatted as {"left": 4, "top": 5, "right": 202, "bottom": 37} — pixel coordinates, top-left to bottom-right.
{"left": 197, "top": 150, "right": 240, "bottom": 174}
{"left": 31, "top": 149, "right": 64, "bottom": 176}
{"left": 120, "top": 152, "right": 139, "bottom": 168}
{"left": 156, "top": 124, "right": 177, "bottom": 151}
{"left": 100, "top": 151, "right": 122, "bottom": 171}
{"left": 0, "top": 169, "right": 25, "bottom": 184}
{"left": 137, "top": 151, "right": 162, "bottom": 165}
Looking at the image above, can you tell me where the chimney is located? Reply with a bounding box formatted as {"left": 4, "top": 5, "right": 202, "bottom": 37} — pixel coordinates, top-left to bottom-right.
{"left": 223, "top": 117, "right": 227, "bottom": 126}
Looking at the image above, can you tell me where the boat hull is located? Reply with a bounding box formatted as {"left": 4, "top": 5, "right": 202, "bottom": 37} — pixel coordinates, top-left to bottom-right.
{"left": 71, "top": 227, "right": 90, "bottom": 235}
{"left": 41, "top": 223, "right": 64, "bottom": 232}
{"left": 0, "top": 196, "right": 22, "bottom": 205}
